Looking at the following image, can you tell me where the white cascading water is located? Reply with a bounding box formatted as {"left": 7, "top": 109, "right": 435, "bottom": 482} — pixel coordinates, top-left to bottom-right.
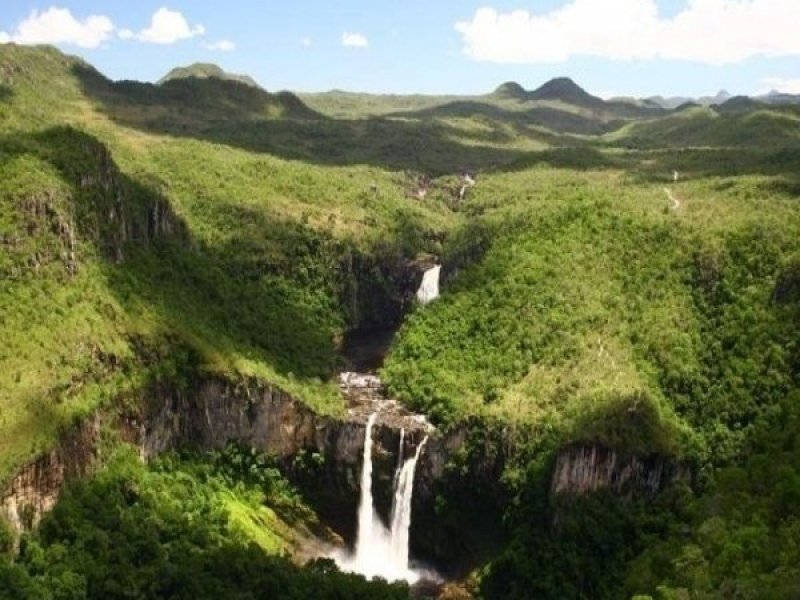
{"left": 416, "top": 265, "right": 441, "bottom": 305}
{"left": 389, "top": 436, "right": 428, "bottom": 568}
{"left": 353, "top": 413, "right": 378, "bottom": 561}
{"left": 334, "top": 414, "right": 432, "bottom": 583}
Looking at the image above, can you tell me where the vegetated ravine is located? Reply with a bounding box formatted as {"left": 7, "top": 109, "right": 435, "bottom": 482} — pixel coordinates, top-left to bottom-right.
{"left": 2, "top": 44, "right": 800, "bottom": 600}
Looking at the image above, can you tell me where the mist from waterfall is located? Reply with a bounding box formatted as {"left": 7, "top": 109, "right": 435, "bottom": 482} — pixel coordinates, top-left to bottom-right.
{"left": 333, "top": 415, "right": 433, "bottom": 583}
{"left": 416, "top": 265, "right": 441, "bottom": 305}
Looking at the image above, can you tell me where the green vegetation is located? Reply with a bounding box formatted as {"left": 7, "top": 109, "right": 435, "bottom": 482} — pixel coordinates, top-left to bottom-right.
{"left": 158, "top": 62, "right": 262, "bottom": 89}
{"left": 0, "top": 44, "right": 450, "bottom": 479}
{"left": 626, "top": 394, "right": 800, "bottom": 598}
{"left": 2, "top": 43, "right": 800, "bottom": 599}
{"left": 384, "top": 166, "right": 800, "bottom": 465}
{"left": 0, "top": 446, "right": 407, "bottom": 599}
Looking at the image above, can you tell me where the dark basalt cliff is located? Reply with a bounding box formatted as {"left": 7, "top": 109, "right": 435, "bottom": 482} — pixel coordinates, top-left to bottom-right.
{"left": 551, "top": 444, "right": 689, "bottom": 498}
{"left": 0, "top": 376, "right": 439, "bottom": 543}
{"left": 1, "top": 375, "right": 689, "bottom": 566}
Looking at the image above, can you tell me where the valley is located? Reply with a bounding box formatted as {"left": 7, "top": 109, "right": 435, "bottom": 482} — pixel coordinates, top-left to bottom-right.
{"left": 0, "top": 43, "right": 799, "bottom": 600}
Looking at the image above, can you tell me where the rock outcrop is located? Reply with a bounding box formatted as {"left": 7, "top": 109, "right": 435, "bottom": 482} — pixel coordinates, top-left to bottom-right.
{"left": 340, "top": 251, "right": 434, "bottom": 334}
{"left": 0, "top": 374, "right": 440, "bottom": 542}
{"left": 68, "top": 129, "right": 187, "bottom": 262}
{"left": 550, "top": 444, "right": 688, "bottom": 498}
{"left": 1, "top": 415, "right": 100, "bottom": 534}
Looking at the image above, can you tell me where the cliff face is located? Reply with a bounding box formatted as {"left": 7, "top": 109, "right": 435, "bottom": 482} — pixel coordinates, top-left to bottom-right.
{"left": 1, "top": 415, "right": 100, "bottom": 533}
{"left": 551, "top": 444, "right": 689, "bottom": 498}
{"left": 1, "top": 375, "right": 688, "bottom": 563}
{"left": 68, "top": 129, "right": 187, "bottom": 262}
{"left": 340, "top": 252, "right": 434, "bottom": 334}
{"left": 0, "top": 375, "right": 444, "bottom": 542}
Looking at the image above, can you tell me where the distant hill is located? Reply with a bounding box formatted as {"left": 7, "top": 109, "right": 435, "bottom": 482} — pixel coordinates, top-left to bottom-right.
{"left": 642, "top": 89, "right": 800, "bottom": 109}
{"left": 716, "top": 95, "right": 763, "bottom": 112}
{"left": 647, "top": 90, "right": 731, "bottom": 109}
{"left": 610, "top": 102, "right": 800, "bottom": 148}
{"left": 758, "top": 90, "right": 800, "bottom": 105}
{"left": 491, "top": 81, "right": 528, "bottom": 101}
{"left": 159, "top": 62, "right": 261, "bottom": 89}
{"left": 80, "top": 61, "right": 318, "bottom": 122}
{"left": 529, "top": 77, "right": 606, "bottom": 109}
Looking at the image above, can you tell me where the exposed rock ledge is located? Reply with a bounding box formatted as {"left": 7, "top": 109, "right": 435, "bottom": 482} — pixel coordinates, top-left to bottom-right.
{"left": 1, "top": 415, "right": 101, "bottom": 533}
{"left": 551, "top": 444, "right": 690, "bottom": 498}
{"left": 0, "top": 375, "right": 442, "bottom": 539}
{"left": 1, "top": 377, "right": 689, "bottom": 547}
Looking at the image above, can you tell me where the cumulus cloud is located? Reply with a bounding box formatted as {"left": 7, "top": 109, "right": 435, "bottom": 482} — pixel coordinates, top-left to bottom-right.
{"left": 122, "top": 7, "right": 204, "bottom": 44}
{"left": 455, "top": 0, "right": 800, "bottom": 65}
{"left": 760, "top": 77, "right": 800, "bottom": 94}
{"left": 0, "top": 7, "right": 114, "bottom": 48}
{"left": 342, "top": 32, "right": 368, "bottom": 48}
{"left": 203, "top": 39, "right": 235, "bottom": 51}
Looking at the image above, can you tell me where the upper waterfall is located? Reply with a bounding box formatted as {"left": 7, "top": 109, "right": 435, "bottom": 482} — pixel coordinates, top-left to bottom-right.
{"left": 416, "top": 265, "right": 441, "bottom": 305}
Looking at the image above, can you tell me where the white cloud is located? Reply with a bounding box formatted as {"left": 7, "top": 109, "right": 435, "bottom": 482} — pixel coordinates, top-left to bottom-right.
{"left": 122, "top": 7, "right": 204, "bottom": 44}
{"left": 0, "top": 7, "right": 114, "bottom": 48}
{"left": 203, "top": 39, "right": 235, "bottom": 51}
{"left": 760, "top": 77, "right": 800, "bottom": 95}
{"left": 455, "top": 0, "right": 800, "bottom": 65}
{"left": 301, "top": 36, "right": 312, "bottom": 47}
{"left": 342, "top": 32, "right": 368, "bottom": 48}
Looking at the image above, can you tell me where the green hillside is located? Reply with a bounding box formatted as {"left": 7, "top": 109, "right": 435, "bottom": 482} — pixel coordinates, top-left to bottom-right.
{"left": 0, "top": 44, "right": 452, "bottom": 478}
{"left": 1, "top": 43, "right": 800, "bottom": 599}
{"left": 158, "top": 62, "right": 262, "bottom": 88}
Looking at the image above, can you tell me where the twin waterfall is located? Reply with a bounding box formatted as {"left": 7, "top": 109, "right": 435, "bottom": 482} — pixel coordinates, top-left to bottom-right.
{"left": 335, "top": 413, "right": 429, "bottom": 583}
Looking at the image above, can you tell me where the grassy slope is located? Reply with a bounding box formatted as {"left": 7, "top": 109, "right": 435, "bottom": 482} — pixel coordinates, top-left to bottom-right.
{"left": 384, "top": 153, "right": 800, "bottom": 460}
{"left": 0, "top": 44, "right": 457, "bottom": 481}
{"left": 0, "top": 446, "right": 408, "bottom": 599}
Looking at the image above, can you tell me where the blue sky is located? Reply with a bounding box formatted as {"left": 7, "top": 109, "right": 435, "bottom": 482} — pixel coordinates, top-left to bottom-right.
{"left": 1, "top": 0, "right": 798, "bottom": 97}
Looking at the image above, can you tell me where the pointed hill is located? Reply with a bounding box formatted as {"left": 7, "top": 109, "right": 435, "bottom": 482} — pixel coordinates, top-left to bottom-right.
{"left": 529, "top": 77, "right": 605, "bottom": 108}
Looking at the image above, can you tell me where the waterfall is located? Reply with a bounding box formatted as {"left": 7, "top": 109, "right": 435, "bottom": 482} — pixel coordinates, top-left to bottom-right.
{"left": 416, "top": 265, "right": 441, "bottom": 305}
{"left": 334, "top": 414, "right": 432, "bottom": 583}
{"left": 353, "top": 413, "right": 377, "bottom": 561}
{"left": 389, "top": 436, "right": 428, "bottom": 568}
{"left": 394, "top": 428, "right": 405, "bottom": 479}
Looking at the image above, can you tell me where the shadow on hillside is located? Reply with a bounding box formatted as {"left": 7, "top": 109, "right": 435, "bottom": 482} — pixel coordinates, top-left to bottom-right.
{"left": 71, "top": 65, "right": 532, "bottom": 175}
{"left": 0, "top": 84, "right": 12, "bottom": 102}
{"left": 0, "top": 127, "right": 341, "bottom": 380}
{"left": 502, "top": 146, "right": 622, "bottom": 172}
{"left": 617, "top": 147, "right": 800, "bottom": 184}
{"left": 388, "top": 100, "right": 625, "bottom": 136}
